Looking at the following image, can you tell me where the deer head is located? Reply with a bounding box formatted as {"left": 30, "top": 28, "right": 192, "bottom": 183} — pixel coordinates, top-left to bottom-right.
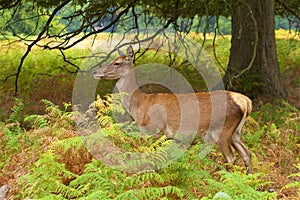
{"left": 93, "top": 46, "right": 134, "bottom": 80}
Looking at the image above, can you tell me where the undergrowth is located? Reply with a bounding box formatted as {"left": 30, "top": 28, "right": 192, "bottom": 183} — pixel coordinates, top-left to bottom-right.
{"left": 1, "top": 97, "right": 299, "bottom": 199}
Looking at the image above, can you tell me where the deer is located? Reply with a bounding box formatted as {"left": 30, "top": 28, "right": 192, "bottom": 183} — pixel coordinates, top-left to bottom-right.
{"left": 93, "top": 45, "right": 253, "bottom": 174}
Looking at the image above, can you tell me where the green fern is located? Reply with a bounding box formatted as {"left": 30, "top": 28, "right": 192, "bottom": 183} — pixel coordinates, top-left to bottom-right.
{"left": 2, "top": 99, "right": 25, "bottom": 152}
{"left": 19, "top": 151, "right": 77, "bottom": 199}
{"left": 24, "top": 114, "right": 49, "bottom": 129}
{"left": 252, "top": 100, "right": 300, "bottom": 128}
{"left": 94, "top": 93, "right": 127, "bottom": 127}
{"left": 283, "top": 164, "right": 300, "bottom": 196}
{"left": 7, "top": 98, "right": 24, "bottom": 123}
{"left": 78, "top": 190, "right": 111, "bottom": 200}
{"left": 40, "top": 99, "right": 74, "bottom": 130}
{"left": 115, "top": 186, "right": 184, "bottom": 200}
{"left": 16, "top": 95, "right": 289, "bottom": 199}
{"left": 203, "top": 170, "right": 276, "bottom": 200}
{"left": 68, "top": 159, "right": 126, "bottom": 198}
{"left": 114, "top": 137, "right": 185, "bottom": 173}
{"left": 41, "top": 99, "right": 63, "bottom": 118}
{"left": 124, "top": 172, "right": 164, "bottom": 189}
{"left": 50, "top": 136, "right": 84, "bottom": 153}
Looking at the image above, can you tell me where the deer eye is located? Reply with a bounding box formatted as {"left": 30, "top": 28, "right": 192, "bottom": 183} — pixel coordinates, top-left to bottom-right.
{"left": 115, "top": 62, "right": 121, "bottom": 67}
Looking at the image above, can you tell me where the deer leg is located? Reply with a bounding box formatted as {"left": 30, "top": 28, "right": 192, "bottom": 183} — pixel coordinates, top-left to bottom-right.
{"left": 218, "top": 138, "right": 236, "bottom": 171}
{"left": 231, "top": 130, "right": 252, "bottom": 174}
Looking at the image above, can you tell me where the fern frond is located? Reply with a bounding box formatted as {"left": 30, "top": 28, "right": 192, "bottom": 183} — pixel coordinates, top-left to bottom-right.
{"left": 24, "top": 114, "right": 48, "bottom": 129}
{"left": 115, "top": 186, "right": 184, "bottom": 200}
{"left": 19, "top": 152, "right": 76, "bottom": 199}
{"left": 98, "top": 115, "right": 114, "bottom": 127}
{"left": 106, "top": 92, "right": 127, "bottom": 115}
{"left": 205, "top": 170, "right": 276, "bottom": 199}
{"left": 78, "top": 190, "right": 111, "bottom": 200}
{"left": 50, "top": 136, "right": 84, "bottom": 153}
{"left": 283, "top": 164, "right": 300, "bottom": 195}
{"left": 94, "top": 93, "right": 128, "bottom": 127}
{"left": 7, "top": 98, "right": 24, "bottom": 123}
{"left": 124, "top": 172, "right": 164, "bottom": 189}
{"left": 41, "top": 99, "right": 63, "bottom": 117}
{"left": 146, "top": 135, "right": 168, "bottom": 152}
{"left": 55, "top": 184, "right": 82, "bottom": 199}
{"left": 68, "top": 159, "right": 126, "bottom": 198}
{"left": 39, "top": 193, "right": 67, "bottom": 200}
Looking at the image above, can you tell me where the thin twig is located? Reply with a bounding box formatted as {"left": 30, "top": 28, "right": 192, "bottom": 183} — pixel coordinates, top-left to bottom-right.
{"left": 90, "top": 20, "right": 173, "bottom": 70}
{"left": 59, "top": 49, "right": 80, "bottom": 73}
{"left": 1, "top": 73, "right": 17, "bottom": 83}
{"left": 213, "top": 15, "right": 227, "bottom": 73}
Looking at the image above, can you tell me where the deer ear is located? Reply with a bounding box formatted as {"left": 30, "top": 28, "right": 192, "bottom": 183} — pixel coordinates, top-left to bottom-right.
{"left": 118, "top": 48, "right": 125, "bottom": 56}
{"left": 126, "top": 45, "right": 134, "bottom": 59}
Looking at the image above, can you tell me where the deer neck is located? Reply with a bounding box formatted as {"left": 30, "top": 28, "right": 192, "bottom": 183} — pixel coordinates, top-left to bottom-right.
{"left": 116, "top": 69, "right": 144, "bottom": 113}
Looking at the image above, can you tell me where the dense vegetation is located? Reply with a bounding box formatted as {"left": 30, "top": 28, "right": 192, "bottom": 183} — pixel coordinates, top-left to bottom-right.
{"left": 0, "top": 31, "right": 299, "bottom": 199}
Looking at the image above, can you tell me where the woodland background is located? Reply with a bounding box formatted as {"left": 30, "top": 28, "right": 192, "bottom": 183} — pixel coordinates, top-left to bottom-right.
{"left": 0, "top": 0, "right": 299, "bottom": 199}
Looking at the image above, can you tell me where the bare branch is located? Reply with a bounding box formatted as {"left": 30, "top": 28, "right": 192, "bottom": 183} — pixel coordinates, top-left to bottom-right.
{"left": 45, "top": 5, "right": 132, "bottom": 51}
{"left": 213, "top": 15, "right": 227, "bottom": 73}
{"left": 59, "top": 49, "right": 80, "bottom": 73}
{"left": 0, "top": 73, "right": 17, "bottom": 83}
{"left": 89, "top": 19, "right": 173, "bottom": 72}
{"left": 14, "top": 0, "right": 70, "bottom": 96}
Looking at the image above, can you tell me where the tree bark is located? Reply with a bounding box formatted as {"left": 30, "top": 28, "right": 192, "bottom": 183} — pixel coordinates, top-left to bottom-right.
{"left": 223, "top": 0, "right": 287, "bottom": 100}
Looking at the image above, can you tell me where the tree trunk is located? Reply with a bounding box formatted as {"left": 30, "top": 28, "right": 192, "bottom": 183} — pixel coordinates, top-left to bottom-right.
{"left": 223, "top": 0, "right": 287, "bottom": 100}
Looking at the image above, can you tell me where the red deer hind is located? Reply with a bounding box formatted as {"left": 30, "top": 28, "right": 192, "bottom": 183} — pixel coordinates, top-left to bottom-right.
{"left": 93, "top": 46, "right": 253, "bottom": 173}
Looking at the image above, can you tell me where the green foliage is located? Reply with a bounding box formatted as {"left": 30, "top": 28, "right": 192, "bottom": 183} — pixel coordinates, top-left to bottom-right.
{"left": 244, "top": 99, "right": 300, "bottom": 154}
{"left": 1, "top": 96, "right": 298, "bottom": 199}
{"left": 18, "top": 152, "right": 77, "bottom": 199}
{"left": 227, "top": 72, "right": 262, "bottom": 97}
{"left": 17, "top": 136, "right": 276, "bottom": 199}
{"left": 253, "top": 100, "right": 299, "bottom": 129}
{"left": 202, "top": 170, "right": 276, "bottom": 200}
{"left": 0, "top": 36, "right": 86, "bottom": 122}
{"left": 7, "top": 98, "right": 24, "bottom": 124}
{"left": 19, "top": 155, "right": 187, "bottom": 199}
{"left": 94, "top": 93, "right": 127, "bottom": 127}
{"left": 115, "top": 185, "right": 184, "bottom": 199}
{"left": 51, "top": 136, "right": 84, "bottom": 153}
{"left": 24, "top": 99, "right": 73, "bottom": 129}
{"left": 0, "top": 2, "right": 65, "bottom": 35}
{"left": 283, "top": 164, "right": 300, "bottom": 196}
{"left": 1, "top": 98, "right": 25, "bottom": 153}
{"left": 17, "top": 97, "right": 274, "bottom": 199}
{"left": 24, "top": 114, "right": 49, "bottom": 129}
{"left": 276, "top": 36, "right": 300, "bottom": 71}
{"left": 275, "top": 16, "right": 290, "bottom": 30}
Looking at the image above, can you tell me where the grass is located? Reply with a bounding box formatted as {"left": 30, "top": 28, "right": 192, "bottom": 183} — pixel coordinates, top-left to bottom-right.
{"left": 0, "top": 30, "right": 299, "bottom": 199}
